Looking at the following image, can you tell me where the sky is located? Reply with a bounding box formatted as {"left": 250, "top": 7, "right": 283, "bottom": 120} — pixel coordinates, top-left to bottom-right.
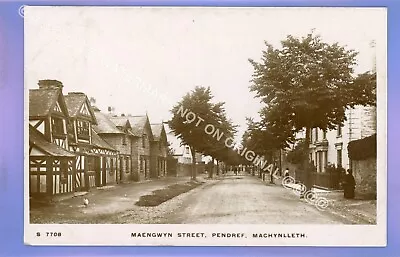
{"left": 25, "top": 6, "right": 386, "bottom": 140}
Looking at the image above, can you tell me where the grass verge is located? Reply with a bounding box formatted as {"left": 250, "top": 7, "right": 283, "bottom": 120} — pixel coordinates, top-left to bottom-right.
{"left": 135, "top": 181, "right": 203, "bottom": 207}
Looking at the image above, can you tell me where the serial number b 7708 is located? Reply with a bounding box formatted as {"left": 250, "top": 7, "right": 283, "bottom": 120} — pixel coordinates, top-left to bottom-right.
{"left": 36, "top": 232, "right": 62, "bottom": 237}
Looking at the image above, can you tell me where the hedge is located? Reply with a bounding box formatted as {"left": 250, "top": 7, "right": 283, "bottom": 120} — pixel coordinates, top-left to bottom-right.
{"left": 347, "top": 134, "right": 377, "bottom": 161}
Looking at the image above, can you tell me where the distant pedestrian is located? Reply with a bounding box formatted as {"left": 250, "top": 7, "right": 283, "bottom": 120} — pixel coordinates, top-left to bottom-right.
{"left": 284, "top": 168, "right": 290, "bottom": 178}
{"left": 343, "top": 169, "right": 355, "bottom": 199}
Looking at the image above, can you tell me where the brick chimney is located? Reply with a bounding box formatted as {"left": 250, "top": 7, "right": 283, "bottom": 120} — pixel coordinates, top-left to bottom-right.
{"left": 38, "top": 79, "right": 63, "bottom": 90}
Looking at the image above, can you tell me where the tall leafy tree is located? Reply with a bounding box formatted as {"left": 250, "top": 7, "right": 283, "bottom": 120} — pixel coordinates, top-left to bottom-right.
{"left": 169, "top": 86, "right": 230, "bottom": 180}
{"left": 249, "top": 32, "right": 376, "bottom": 192}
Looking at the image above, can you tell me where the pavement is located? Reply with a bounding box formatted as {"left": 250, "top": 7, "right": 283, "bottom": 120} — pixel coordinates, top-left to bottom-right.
{"left": 30, "top": 173, "right": 376, "bottom": 224}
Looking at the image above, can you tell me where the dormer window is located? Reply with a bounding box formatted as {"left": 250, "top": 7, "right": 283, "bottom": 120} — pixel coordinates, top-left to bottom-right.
{"left": 77, "top": 120, "right": 90, "bottom": 140}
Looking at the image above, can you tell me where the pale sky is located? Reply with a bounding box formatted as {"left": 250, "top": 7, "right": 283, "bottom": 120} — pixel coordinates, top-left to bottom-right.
{"left": 25, "top": 6, "right": 386, "bottom": 140}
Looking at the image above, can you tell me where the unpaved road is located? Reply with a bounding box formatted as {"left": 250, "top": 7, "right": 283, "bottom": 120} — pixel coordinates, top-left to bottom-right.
{"left": 160, "top": 175, "right": 349, "bottom": 224}
{"left": 31, "top": 175, "right": 355, "bottom": 224}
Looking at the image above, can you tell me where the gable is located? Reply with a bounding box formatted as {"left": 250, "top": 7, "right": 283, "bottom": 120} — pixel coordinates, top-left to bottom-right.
{"left": 29, "top": 89, "right": 67, "bottom": 118}
{"left": 64, "top": 93, "right": 97, "bottom": 124}
{"left": 80, "top": 101, "right": 91, "bottom": 117}
{"left": 143, "top": 119, "right": 154, "bottom": 141}
{"left": 50, "top": 93, "right": 69, "bottom": 118}
{"left": 53, "top": 101, "right": 62, "bottom": 113}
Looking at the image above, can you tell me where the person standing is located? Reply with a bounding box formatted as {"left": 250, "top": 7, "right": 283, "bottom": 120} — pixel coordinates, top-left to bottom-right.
{"left": 343, "top": 169, "right": 356, "bottom": 199}
{"left": 284, "top": 168, "right": 290, "bottom": 178}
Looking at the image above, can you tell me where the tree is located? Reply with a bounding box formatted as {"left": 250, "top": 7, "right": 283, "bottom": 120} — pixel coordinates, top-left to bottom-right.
{"left": 249, "top": 32, "right": 376, "bottom": 193}
{"left": 169, "top": 86, "right": 229, "bottom": 180}
{"left": 242, "top": 117, "right": 286, "bottom": 182}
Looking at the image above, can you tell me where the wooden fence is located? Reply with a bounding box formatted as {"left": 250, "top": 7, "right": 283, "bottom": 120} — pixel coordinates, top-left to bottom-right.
{"left": 295, "top": 169, "right": 343, "bottom": 190}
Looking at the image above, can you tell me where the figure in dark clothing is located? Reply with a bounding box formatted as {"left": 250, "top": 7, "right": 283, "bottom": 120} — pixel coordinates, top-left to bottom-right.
{"left": 284, "top": 168, "right": 290, "bottom": 178}
{"left": 343, "top": 169, "right": 356, "bottom": 199}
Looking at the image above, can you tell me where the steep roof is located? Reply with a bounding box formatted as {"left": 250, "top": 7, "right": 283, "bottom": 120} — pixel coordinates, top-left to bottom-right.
{"left": 29, "top": 89, "right": 68, "bottom": 118}
{"left": 150, "top": 124, "right": 166, "bottom": 142}
{"left": 92, "top": 111, "right": 125, "bottom": 135}
{"left": 91, "top": 129, "right": 117, "bottom": 151}
{"left": 127, "top": 115, "right": 148, "bottom": 137}
{"left": 29, "top": 125, "right": 75, "bottom": 157}
{"left": 64, "top": 93, "right": 97, "bottom": 124}
{"left": 109, "top": 116, "right": 132, "bottom": 129}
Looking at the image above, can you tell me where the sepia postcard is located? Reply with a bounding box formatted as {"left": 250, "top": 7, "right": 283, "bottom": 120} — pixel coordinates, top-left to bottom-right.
{"left": 24, "top": 6, "right": 387, "bottom": 246}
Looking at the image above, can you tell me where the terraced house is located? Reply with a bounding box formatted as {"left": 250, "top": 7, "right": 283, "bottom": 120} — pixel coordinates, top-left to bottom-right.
{"left": 92, "top": 109, "right": 132, "bottom": 183}
{"left": 127, "top": 115, "right": 154, "bottom": 181}
{"left": 150, "top": 123, "right": 168, "bottom": 178}
{"left": 29, "top": 80, "right": 76, "bottom": 197}
{"left": 28, "top": 80, "right": 120, "bottom": 199}
{"left": 108, "top": 115, "right": 137, "bottom": 181}
{"left": 64, "top": 92, "right": 118, "bottom": 190}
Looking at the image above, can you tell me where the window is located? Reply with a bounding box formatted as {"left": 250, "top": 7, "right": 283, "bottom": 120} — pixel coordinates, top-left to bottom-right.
{"left": 314, "top": 129, "right": 319, "bottom": 142}
{"left": 337, "top": 149, "right": 342, "bottom": 168}
{"left": 140, "top": 158, "right": 144, "bottom": 173}
{"left": 158, "top": 142, "right": 161, "bottom": 151}
{"left": 323, "top": 130, "right": 327, "bottom": 139}
{"left": 86, "top": 156, "right": 95, "bottom": 171}
{"left": 185, "top": 146, "right": 190, "bottom": 154}
{"left": 125, "top": 157, "right": 130, "bottom": 173}
{"left": 122, "top": 135, "right": 127, "bottom": 145}
{"left": 77, "top": 120, "right": 90, "bottom": 139}
{"left": 318, "top": 151, "right": 326, "bottom": 172}
{"left": 67, "top": 123, "right": 75, "bottom": 141}
{"left": 142, "top": 134, "right": 146, "bottom": 148}
{"left": 51, "top": 117, "right": 64, "bottom": 135}
{"left": 337, "top": 125, "right": 342, "bottom": 137}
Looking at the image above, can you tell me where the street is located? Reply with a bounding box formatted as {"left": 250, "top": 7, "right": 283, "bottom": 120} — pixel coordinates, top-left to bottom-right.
{"left": 159, "top": 175, "right": 347, "bottom": 224}
{"left": 30, "top": 174, "right": 361, "bottom": 224}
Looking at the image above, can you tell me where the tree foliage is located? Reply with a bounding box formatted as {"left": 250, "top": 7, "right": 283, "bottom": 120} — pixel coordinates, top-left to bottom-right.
{"left": 168, "top": 86, "right": 238, "bottom": 179}
{"left": 286, "top": 139, "right": 309, "bottom": 166}
{"left": 247, "top": 31, "right": 376, "bottom": 189}
{"left": 249, "top": 32, "right": 376, "bottom": 138}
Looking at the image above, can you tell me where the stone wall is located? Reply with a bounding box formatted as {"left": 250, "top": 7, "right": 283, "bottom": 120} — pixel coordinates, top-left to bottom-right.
{"left": 351, "top": 157, "right": 377, "bottom": 199}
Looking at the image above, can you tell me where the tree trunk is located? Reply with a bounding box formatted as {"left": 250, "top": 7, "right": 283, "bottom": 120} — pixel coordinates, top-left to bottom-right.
{"left": 209, "top": 158, "right": 214, "bottom": 178}
{"left": 216, "top": 160, "right": 220, "bottom": 175}
{"left": 190, "top": 147, "right": 197, "bottom": 180}
{"left": 279, "top": 149, "right": 282, "bottom": 176}
{"left": 302, "top": 127, "right": 312, "bottom": 197}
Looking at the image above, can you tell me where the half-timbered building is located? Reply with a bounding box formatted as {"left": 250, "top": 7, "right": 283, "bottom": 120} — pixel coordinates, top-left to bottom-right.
{"left": 150, "top": 123, "right": 168, "bottom": 178}
{"left": 64, "top": 92, "right": 101, "bottom": 191}
{"left": 29, "top": 80, "right": 76, "bottom": 197}
{"left": 90, "top": 129, "right": 119, "bottom": 186}
{"left": 92, "top": 109, "right": 131, "bottom": 183}
{"left": 29, "top": 125, "right": 76, "bottom": 197}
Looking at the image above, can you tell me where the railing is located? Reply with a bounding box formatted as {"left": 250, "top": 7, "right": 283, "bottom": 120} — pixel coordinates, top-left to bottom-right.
{"left": 295, "top": 169, "right": 342, "bottom": 190}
